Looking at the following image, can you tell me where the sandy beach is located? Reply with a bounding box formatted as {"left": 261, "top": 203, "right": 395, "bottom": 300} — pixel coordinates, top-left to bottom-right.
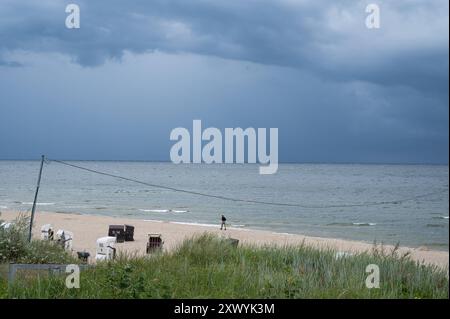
{"left": 1, "top": 210, "right": 448, "bottom": 268}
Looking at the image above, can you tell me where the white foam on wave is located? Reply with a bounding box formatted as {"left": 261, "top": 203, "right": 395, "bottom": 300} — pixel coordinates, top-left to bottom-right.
{"left": 140, "top": 209, "right": 169, "bottom": 213}
{"left": 139, "top": 209, "right": 189, "bottom": 213}
{"left": 171, "top": 221, "right": 220, "bottom": 228}
{"left": 0, "top": 206, "right": 7, "bottom": 209}
{"left": 327, "top": 222, "right": 377, "bottom": 227}
{"left": 21, "top": 202, "right": 55, "bottom": 206}
{"left": 352, "top": 222, "right": 377, "bottom": 226}
{"left": 143, "top": 219, "right": 164, "bottom": 223}
{"left": 143, "top": 220, "right": 248, "bottom": 231}
{"left": 64, "top": 205, "right": 90, "bottom": 209}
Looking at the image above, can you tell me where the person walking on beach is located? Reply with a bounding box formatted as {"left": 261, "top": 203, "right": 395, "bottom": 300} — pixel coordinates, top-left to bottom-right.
{"left": 220, "top": 214, "right": 227, "bottom": 230}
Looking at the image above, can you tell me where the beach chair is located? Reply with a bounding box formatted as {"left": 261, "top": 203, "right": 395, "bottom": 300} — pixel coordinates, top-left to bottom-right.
{"left": 55, "top": 230, "right": 73, "bottom": 250}
{"left": 95, "top": 236, "right": 116, "bottom": 261}
{"left": 41, "top": 224, "right": 54, "bottom": 240}
{"left": 146, "top": 234, "right": 164, "bottom": 253}
{"left": 108, "top": 225, "right": 125, "bottom": 243}
{"left": 108, "top": 224, "right": 135, "bottom": 242}
{"left": 124, "top": 224, "right": 135, "bottom": 241}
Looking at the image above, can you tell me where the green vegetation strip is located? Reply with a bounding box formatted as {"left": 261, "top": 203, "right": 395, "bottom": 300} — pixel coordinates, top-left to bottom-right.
{"left": 1, "top": 214, "right": 448, "bottom": 299}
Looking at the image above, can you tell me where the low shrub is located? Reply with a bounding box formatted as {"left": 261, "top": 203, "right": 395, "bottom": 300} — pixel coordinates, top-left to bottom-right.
{"left": 0, "top": 213, "right": 76, "bottom": 264}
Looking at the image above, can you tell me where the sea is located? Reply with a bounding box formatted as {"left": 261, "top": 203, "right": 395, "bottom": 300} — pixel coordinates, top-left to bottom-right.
{"left": 0, "top": 161, "right": 448, "bottom": 250}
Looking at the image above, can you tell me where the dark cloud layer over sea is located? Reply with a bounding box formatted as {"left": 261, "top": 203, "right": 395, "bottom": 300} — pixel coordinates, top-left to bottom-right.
{"left": 0, "top": 0, "right": 448, "bottom": 163}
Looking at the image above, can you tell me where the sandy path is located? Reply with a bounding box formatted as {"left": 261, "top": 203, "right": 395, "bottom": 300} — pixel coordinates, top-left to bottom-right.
{"left": 1, "top": 210, "right": 448, "bottom": 267}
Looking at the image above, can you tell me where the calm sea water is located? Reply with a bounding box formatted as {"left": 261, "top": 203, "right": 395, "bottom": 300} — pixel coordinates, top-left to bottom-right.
{"left": 0, "top": 161, "right": 448, "bottom": 250}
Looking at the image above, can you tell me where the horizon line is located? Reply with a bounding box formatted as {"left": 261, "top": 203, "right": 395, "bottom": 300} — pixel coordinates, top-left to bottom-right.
{"left": 0, "top": 158, "right": 448, "bottom": 166}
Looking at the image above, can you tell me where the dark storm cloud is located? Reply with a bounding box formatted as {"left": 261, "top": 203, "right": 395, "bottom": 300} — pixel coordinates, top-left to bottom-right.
{"left": 0, "top": 0, "right": 448, "bottom": 163}
{"left": 0, "top": 0, "right": 448, "bottom": 93}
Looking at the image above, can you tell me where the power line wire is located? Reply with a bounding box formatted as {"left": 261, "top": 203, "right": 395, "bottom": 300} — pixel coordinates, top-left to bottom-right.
{"left": 48, "top": 159, "right": 448, "bottom": 209}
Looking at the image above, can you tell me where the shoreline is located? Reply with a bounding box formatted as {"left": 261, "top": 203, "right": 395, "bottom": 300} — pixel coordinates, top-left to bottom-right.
{"left": 1, "top": 210, "right": 448, "bottom": 268}
{"left": 6, "top": 208, "right": 449, "bottom": 252}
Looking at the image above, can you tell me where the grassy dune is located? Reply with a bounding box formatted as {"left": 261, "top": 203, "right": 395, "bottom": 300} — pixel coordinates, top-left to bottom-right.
{"left": 2, "top": 234, "right": 448, "bottom": 299}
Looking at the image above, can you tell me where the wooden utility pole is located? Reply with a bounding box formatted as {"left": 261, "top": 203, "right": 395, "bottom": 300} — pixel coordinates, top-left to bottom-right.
{"left": 28, "top": 155, "right": 45, "bottom": 242}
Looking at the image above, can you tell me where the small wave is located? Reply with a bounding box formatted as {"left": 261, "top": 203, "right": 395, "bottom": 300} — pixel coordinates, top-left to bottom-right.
{"left": 143, "top": 219, "right": 164, "bottom": 223}
{"left": 432, "top": 216, "right": 449, "bottom": 220}
{"left": 426, "top": 224, "right": 445, "bottom": 228}
{"left": 353, "top": 222, "right": 377, "bottom": 226}
{"left": 139, "top": 209, "right": 189, "bottom": 213}
{"left": 64, "top": 205, "right": 90, "bottom": 209}
{"left": 140, "top": 209, "right": 170, "bottom": 213}
{"left": 55, "top": 211, "right": 81, "bottom": 215}
{"left": 114, "top": 190, "right": 130, "bottom": 194}
{"left": 231, "top": 224, "right": 246, "bottom": 228}
{"left": 172, "top": 221, "right": 218, "bottom": 228}
{"left": 327, "top": 222, "right": 376, "bottom": 227}
{"left": 21, "top": 202, "right": 55, "bottom": 206}
{"left": 0, "top": 206, "right": 7, "bottom": 209}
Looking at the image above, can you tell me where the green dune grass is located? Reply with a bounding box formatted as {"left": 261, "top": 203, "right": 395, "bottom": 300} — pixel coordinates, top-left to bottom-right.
{"left": 1, "top": 233, "right": 448, "bottom": 299}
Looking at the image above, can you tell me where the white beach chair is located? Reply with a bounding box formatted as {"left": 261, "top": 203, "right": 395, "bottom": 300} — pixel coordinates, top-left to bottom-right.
{"left": 41, "top": 224, "right": 54, "bottom": 240}
{"left": 95, "top": 236, "right": 117, "bottom": 261}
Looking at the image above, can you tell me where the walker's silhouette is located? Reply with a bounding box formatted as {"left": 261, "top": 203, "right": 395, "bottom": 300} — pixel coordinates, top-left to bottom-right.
{"left": 220, "top": 215, "right": 227, "bottom": 230}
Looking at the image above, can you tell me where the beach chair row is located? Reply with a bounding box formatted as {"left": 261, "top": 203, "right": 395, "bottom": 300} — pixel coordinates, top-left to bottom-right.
{"left": 40, "top": 224, "right": 163, "bottom": 263}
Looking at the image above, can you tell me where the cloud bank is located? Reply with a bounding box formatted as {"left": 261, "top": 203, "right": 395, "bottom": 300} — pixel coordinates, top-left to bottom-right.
{"left": 0, "top": 0, "right": 448, "bottom": 163}
{"left": 1, "top": 0, "right": 448, "bottom": 93}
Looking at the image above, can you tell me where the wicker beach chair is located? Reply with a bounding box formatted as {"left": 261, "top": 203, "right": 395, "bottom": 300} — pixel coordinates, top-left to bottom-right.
{"left": 146, "top": 233, "right": 164, "bottom": 253}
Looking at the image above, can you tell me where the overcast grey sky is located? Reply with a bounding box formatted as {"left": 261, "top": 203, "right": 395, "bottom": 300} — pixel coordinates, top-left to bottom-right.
{"left": 0, "top": 0, "right": 448, "bottom": 163}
